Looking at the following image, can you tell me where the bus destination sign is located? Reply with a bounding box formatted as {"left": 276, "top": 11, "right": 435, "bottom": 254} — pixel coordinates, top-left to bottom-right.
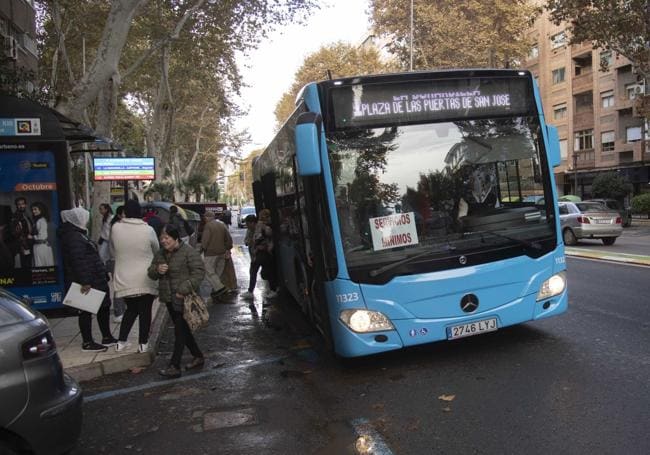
{"left": 331, "top": 77, "right": 533, "bottom": 129}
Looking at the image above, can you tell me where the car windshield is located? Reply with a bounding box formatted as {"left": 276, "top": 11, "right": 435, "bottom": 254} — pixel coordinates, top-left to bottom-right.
{"left": 327, "top": 117, "right": 557, "bottom": 283}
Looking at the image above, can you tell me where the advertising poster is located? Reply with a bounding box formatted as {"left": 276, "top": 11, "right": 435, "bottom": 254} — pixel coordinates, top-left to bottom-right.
{"left": 0, "top": 150, "right": 65, "bottom": 308}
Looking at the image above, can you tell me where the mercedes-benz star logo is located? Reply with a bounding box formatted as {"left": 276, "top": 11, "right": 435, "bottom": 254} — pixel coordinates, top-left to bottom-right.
{"left": 459, "top": 255, "right": 467, "bottom": 265}
{"left": 460, "top": 294, "right": 479, "bottom": 313}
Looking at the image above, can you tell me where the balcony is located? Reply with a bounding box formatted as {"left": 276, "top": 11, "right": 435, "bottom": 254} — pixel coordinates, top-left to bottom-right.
{"left": 573, "top": 109, "right": 594, "bottom": 128}
{"left": 572, "top": 72, "right": 593, "bottom": 94}
{"left": 572, "top": 150, "right": 596, "bottom": 169}
{"left": 571, "top": 43, "right": 592, "bottom": 58}
{"left": 616, "top": 96, "right": 634, "bottom": 111}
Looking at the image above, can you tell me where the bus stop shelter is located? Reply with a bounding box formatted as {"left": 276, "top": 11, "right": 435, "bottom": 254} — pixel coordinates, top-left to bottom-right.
{"left": 0, "top": 95, "right": 114, "bottom": 309}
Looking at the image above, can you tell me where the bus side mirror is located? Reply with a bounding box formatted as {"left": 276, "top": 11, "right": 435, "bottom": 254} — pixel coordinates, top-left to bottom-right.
{"left": 546, "top": 125, "right": 561, "bottom": 168}
{"left": 295, "top": 112, "right": 322, "bottom": 176}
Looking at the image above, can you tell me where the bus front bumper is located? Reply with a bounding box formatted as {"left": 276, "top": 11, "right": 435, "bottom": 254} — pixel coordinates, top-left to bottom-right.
{"left": 333, "top": 291, "right": 567, "bottom": 358}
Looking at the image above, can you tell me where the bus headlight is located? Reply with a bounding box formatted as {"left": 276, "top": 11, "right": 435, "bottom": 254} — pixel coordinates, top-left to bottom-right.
{"left": 339, "top": 309, "right": 394, "bottom": 333}
{"left": 536, "top": 271, "right": 566, "bottom": 301}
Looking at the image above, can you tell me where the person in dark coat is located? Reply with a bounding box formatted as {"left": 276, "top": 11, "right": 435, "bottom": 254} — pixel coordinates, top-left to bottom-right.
{"left": 58, "top": 207, "right": 117, "bottom": 352}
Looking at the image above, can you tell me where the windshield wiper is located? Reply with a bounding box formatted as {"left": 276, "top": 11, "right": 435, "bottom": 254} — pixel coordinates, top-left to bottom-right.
{"left": 368, "top": 243, "right": 458, "bottom": 277}
{"left": 472, "top": 230, "right": 542, "bottom": 252}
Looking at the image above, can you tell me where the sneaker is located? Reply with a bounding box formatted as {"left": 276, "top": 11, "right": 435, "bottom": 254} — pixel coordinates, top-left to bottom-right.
{"left": 101, "top": 337, "right": 118, "bottom": 347}
{"left": 159, "top": 365, "right": 182, "bottom": 379}
{"left": 82, "top": 341, "right": 108, "bottom": 353}
{"left": 264, "top": 290, "right": 278, "bottom": 299}
{"left": 241, "top": 291, "right": 254, "bottom": 300}
{"left": 115, "top": 341, "right": 132, "bottom": 352}
{"left": 185, "top": 357, "right": 205, "bottom": 371}
{"left": 138, "top": 342, "right": 149, "bottom": 353}
{"left": 112, "top": 314, "right": 123, "bottom": 323}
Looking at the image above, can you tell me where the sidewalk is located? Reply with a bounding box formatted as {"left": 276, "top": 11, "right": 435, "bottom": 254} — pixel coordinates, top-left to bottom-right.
{"left": 564, "top": 247, "right": 650, "bottom": 266}
{"left": 50, "top": 298, "right": 167, "bottom": 382}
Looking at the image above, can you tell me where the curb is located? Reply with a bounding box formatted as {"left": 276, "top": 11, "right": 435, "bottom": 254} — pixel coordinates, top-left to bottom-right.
{"left": 565, "top": 248, "right": 650, "bottom": 266}
{"left": 65, "top": 304, "right": 169, "bottom": 383}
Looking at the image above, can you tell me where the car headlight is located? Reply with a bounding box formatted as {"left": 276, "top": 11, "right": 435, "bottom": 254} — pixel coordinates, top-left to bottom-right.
{"left": 339, "top": 309, "right": 394, "bottom": 333}
{"left": 536, "top": 271, "right": 566, "bottom": 301}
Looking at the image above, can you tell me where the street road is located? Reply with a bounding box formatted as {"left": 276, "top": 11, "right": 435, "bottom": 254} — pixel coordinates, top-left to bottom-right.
{"left": 75, "top": 231, "right": 650, "bottom": 455}
{"left": 568, "top": 223, "right": 650, "bottom": 256}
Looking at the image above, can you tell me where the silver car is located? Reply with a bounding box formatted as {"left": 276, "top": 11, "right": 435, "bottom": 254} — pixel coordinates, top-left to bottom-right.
{"left": 0, "top": 288, "right": 83, "bottom": 454}
{"left": 237, "top": 206, "right": 256, "bottom": 228}
{"left": 559, "top": 201, "right": 623, "bottom": 245}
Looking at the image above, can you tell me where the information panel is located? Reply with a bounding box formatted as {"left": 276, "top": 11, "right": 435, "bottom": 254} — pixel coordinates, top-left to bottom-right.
{"left": 93, "top": 157, "right": 155, "bottom": 181}
{"left": 0, "top": 150, "right": 65, "bottom": 308}
{"left": 330, "top": 77, "right": 533, "bottom": 129}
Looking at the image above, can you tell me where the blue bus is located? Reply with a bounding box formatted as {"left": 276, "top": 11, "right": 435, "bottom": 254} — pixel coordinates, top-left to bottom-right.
{"left": 252, "top": 70, "right": 567, "bottom": 357}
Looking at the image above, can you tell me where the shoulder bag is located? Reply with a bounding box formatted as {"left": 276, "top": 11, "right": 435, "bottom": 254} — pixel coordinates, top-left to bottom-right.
{"left": 182, "top": 282, "right": 209, "bottom": 332}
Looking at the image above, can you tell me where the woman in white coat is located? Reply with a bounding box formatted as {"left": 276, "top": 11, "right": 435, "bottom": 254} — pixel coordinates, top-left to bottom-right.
{"left": 110, "top": 200, "right": 159, "bottom": 353}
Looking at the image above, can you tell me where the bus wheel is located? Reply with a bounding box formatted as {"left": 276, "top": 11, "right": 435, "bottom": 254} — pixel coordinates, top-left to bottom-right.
{"left": 563, "top": 228, "right": 577, "bottom": 246}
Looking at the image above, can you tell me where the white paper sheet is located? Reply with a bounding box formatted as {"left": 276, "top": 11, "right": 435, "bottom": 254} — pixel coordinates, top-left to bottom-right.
{"left": 62, "top": 282, "right": 105, "bottom": 314}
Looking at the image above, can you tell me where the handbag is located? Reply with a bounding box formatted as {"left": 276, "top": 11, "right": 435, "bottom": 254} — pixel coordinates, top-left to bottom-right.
{"left": 183, "top": 287, "right": 209, "bottom": 332}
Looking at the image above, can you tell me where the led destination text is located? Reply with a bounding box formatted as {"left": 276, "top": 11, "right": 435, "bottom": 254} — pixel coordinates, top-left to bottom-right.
{"left": 354, "top": 92, "right": 511, "bottom": 119}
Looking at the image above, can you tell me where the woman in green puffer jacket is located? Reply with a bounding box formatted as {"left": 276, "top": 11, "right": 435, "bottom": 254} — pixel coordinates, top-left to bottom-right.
{"left": 148, "top": 224, "right": 206, "bottom": 378}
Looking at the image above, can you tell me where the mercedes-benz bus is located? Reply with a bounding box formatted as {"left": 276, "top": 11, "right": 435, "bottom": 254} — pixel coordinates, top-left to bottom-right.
{"left": 252, "top": 69, "right": 567, "bottom": 357}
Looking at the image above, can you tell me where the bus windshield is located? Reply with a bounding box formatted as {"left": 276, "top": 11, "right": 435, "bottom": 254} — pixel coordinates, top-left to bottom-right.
{"left": 327, "top": 116, "right": 556, "bottom": 283}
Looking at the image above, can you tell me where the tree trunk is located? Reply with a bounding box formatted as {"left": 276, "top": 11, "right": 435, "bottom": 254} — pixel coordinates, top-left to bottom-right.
{"left": 89, "top": 74, "right": 120, "bottom": 239}
{"left": 55, "top": 0, "right": 145, "bottom": 119}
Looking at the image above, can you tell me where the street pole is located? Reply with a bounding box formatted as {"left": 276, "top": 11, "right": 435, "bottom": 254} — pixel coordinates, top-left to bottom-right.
{"left": 573, "top": 153, "right": 578, "bottom": 196}
{"left": 409, "top": 0, "right": 414, "bottom": 71}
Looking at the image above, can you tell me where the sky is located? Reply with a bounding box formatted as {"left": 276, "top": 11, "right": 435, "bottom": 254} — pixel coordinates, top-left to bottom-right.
{"left": 234, "top": 0, "right": 372, "bottom": 158}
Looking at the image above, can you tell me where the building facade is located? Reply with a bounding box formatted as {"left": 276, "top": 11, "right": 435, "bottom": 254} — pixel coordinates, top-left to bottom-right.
{"left": 525, "top": 9, "right": 649, "bottom": 199}
{"left": 1, "top": 0, "right": 38, "bottom": 73}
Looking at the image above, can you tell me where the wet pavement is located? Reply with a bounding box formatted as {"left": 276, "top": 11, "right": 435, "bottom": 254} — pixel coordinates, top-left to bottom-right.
{"left": 70, "top": 226, "right": 650, "bottom": 454}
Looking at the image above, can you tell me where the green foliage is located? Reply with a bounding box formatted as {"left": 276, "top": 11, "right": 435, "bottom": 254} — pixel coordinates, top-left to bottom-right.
{"left": 37, "top": 0, "right": 319, "bottom": 189}
{"left": 0, "top": 57, "right": 49, "bottom": 104}
{"left": 182, "top": 173, "right": 211, "bottom": 201}
{"left": 274, "top": 41, "right": 398, "bottom": 125}
{"left": 591, "top": 172, "right": 631, "bottom": 200}
{"left": 145, "top": 182, "right": 175, "bottom": 201}
{"left": 370, "top": 0, "right": 539, "bottom": 70}
{"left": 546, "top": 0, "right": 650, "bottom": 81}
{"left": 631, "top": 193, "right": 650, "bottom": 216}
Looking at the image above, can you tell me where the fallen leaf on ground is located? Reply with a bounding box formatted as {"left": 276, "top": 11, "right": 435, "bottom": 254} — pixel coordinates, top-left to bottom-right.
{"left": 442, "top": 407, "right": 452, "bottom": 412}
{"left": 438, "top": 394, "right": 456, "bottom": 402}
{"left": 130, "top": 367, "right": 145, "bottom": 374}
